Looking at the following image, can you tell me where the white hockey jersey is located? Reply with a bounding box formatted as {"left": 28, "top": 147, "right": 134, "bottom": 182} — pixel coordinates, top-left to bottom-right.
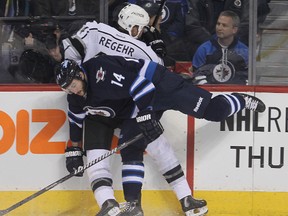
{"left": 61, "top": 21, "right": 163, "bottom": 65}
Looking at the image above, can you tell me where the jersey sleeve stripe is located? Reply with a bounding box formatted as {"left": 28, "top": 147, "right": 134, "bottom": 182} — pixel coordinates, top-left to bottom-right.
{"left": 68, "top": 117, "right": 83, "bottom": 128}
{"left": 130, "top": 76, "right": 146, "bottom": 95}
{"left": 68, "top": 109, "right": 85, "bottom": 125}
{"left": 139, "top": 60, "right": 157, "bottom": 81}
{"left": 133, "top": 83, "right": 155, "bottom": 101}
{"left": 68, "top": 109, "right": 86, "bottom": 119}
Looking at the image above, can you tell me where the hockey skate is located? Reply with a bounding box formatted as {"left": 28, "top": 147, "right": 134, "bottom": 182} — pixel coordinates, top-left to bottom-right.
{"left": 119, "top": 200, "right": 143, "bottom": 216}
{"left": 96, "top": 199, "right": 121, "bottom": 216}
{"left": 180, "top": 195, "right": 208, "bottom": 216}
{"left": 232, "top": 93, "right": 266, "bottom": 113}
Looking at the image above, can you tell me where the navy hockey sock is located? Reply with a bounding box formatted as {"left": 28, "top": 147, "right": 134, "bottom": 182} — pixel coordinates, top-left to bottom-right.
{"left": 122, "top": 161, "right": 144, "bottom": 202}
{"left": 203, "top": 94, "right": 245, "bottom": 121}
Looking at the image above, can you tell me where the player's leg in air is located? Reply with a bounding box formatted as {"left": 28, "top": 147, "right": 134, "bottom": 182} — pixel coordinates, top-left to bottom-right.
{"left": 202, "top": 93, "right": 266, "bottom": 122}
{"left": 153, "top": 70, "right": 266, "bottom": 121}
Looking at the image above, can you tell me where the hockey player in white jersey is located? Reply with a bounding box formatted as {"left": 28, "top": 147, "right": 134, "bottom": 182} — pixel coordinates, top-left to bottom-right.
{"left": 46, "top": 8, "right": 161, "bottom": 65}
{"left": 48, "top": 3, "right": 208, "bottom": 216}
{"left": 113, "top": 4, "right": 207, "bottom": 216}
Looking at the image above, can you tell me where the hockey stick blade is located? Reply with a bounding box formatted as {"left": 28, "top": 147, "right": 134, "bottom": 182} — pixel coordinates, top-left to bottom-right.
{"left": 0, "top": 133, "right": 144, "bottom": 216}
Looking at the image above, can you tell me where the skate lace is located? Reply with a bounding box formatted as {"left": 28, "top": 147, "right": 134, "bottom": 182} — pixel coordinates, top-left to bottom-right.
{"left": 245, "top": 96, "right": 258, "bottom": 111}
{"left": 121, "top": 202, "right": 133, "bottom": 212}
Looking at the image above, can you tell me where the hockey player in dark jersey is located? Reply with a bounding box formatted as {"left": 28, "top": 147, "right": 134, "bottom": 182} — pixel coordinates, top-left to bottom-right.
{"left": 49, "top": 3, "right": 210, "bottom": 216}
{"left": 55, "top": 55, "right": 266, "bottom": 216}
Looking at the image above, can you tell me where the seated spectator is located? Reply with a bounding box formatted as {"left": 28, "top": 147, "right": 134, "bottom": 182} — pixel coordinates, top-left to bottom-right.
{"left": 140, "top": 2, "right": 162, "bottom": 32}
{"left": 131, "top": 0, "right": 186, "bottom": 65}
{"left": 192, "top": 10, "right": 248, "bottom": 85}
{"left": 137, "top": 0, "right": 185, "bottom": 41}
{"left": 184, "top": 0, "right": 270, "bottom": 60}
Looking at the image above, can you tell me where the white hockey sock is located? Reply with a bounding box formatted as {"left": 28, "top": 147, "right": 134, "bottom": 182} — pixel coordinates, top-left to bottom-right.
{"left": 145, "top": 135, "right": 192, "bottom": 200}
{"left": 86, "top": 149, "right": 115, "bottom": 207}
{"left": 171, "top": 177, "right": 192, "bottom": 200}
{"left": 94, "top": 186, "right": 116, "bottom": 207}
{"left": 145, "top": 135, "right": 179, "bottom": 172}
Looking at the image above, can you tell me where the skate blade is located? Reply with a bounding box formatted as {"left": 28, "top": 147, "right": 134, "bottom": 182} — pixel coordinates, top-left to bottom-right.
{"left": 185, "top": 206, "right": 208, "bottom": 216}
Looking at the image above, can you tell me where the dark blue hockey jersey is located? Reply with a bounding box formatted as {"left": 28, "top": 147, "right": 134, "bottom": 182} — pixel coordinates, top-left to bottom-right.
{"left": 67, "top": 55, "right": 212, "bottom": 142}
{"left": 67, "top": 55, "right": 159, "bottom": 142}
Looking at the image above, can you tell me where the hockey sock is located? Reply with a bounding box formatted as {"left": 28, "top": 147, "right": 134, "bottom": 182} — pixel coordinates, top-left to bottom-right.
{"left": 164, "top": 165, "right": 192, "bottom": 200}
{"left": 145, "top": 135, "right": 192, "bottom": 199}
{"left": 122, "top": 161, "right": 144, "bottom": 202}
{"left": 221, "top": 93, "right": 245, "bottom": 116}
{"left": 145, "top": 135, "right": 179, "bottom": 172}
{"left": 86, "top": 149, "right": 115, "bottom": 207}
{"left": 93, "top": 181, "right": 115, "bottom": 207}
{"left": 203, "top": 94, "right": 245, "bottom": 121}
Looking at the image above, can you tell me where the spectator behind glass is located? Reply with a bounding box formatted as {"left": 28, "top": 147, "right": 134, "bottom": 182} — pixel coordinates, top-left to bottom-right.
{"left": 130, "top": 0, "right": 186, "bottom": 64}
{"left": 184, "top": 0, "right": 270, "bottom": 60}
{"left": 134, "top": 0, "right": 186, "bottom": 41}
{"left": 191, "top": 10, "right": 248, "bottom": 85}
{"left": 140, "top": 2, "right": 162, "bottom": 31}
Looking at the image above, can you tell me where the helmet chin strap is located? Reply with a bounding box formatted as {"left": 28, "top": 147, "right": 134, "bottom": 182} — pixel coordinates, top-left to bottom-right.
{"left": 130, "top": 26, "right": 144, "bottom": 39}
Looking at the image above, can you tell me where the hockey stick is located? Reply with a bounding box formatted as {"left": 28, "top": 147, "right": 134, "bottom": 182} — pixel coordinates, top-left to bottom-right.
{"left": 152, "top": 0, "right": 167, "bottom": 27}
{"left": 0, "top": 133, "right": 144, "bottom": 216}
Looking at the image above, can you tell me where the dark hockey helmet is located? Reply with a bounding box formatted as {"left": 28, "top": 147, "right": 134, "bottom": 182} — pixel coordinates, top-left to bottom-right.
{"left": 19, "top": 49, "right": 54, "bottom": 83}
{"left": 55, "top": 59, "right": 81, "bottom": 89}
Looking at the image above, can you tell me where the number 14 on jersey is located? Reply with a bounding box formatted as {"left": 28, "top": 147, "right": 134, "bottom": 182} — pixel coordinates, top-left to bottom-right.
{"left": 111, "top": 73, "right": 125, "bottom": 87}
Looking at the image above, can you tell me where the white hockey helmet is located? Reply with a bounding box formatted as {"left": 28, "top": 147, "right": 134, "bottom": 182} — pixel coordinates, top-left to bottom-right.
{"left": 118, "top": 3, "right": 150, "bottom": 38}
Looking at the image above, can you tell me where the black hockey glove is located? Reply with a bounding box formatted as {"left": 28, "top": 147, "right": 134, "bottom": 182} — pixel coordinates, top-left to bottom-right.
{"left": 136, "top": 110, "right": 164, "bottom": 143}
{"left": 141, "top": 26, "right": 167, "bottom": 57}
{"left": 65, "top": 146, "right": 84, "bottom": 177}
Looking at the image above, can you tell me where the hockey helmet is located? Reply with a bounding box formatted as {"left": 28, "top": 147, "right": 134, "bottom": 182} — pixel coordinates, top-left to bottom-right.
{"left": 117, "top": 3, "right": 150, "bottom": 38}
{"left": 19, "top": 49, "right": 54, "bottom": 83}
{"left": 55, "top": 59, "right": 81, "bottom": 89}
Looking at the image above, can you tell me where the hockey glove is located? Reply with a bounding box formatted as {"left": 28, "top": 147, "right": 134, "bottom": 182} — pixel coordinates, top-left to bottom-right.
{"left": 141, "top": 26, "right": 167, "bottom": 57}
{"left": 136, "top": 110, "right": 164, "bottom": 143}
{"left": 65, "top": 146, "right": 84, "bottom": 177}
